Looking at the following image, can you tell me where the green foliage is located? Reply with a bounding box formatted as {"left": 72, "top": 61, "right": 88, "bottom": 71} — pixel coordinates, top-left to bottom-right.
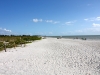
{"left": 0, "top": 35, "right": 42, "bottom": 51}
{"left": 15, "top": 38, "right": 21, "bottom": 44}
{"left": 0, "top": 42, "right": 4, "bottom": 51}
{"left": 6, "top": 41, "right": 15, "bottom": 48}
{"left": 0, "top": 42, "right": 3, "bottom": 46}
{"left": 23, "top": 37, "right": 29, "bottom": 41}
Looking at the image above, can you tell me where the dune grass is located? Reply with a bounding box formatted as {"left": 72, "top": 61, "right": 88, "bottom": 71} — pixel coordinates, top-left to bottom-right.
{"left": 0, "top": 35, "right": 42, "bottom": 51}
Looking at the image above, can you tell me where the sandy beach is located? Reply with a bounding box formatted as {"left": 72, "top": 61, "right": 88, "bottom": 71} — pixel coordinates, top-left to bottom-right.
{"left": 0, "top": 38, "right": 100, "bottom": 75}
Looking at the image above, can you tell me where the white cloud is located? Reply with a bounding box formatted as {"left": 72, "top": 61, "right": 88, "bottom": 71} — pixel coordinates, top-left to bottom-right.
{"left": 4, "top": 28, "right": 12, "bottom": 32}
{"left": 84, "top": 18, "right": 93, "bottom": 21}
{"left": 0, "top": 28, "right": 12, "bottom": 35}
{"left": 32, "top": 18, "right": 59, "bottom": 24}
{"left": 65, "top": 21, "right": 72, "bottom": 25}
{"left": 84, "top": 19, "right": 89, "bottom": 21}
{"left": 33, "top": 19, "right": 43, "bottom": 22}
{"left": 93, "top": 23, "right": 100, "bottom": 27}
{"left": 96, "top": 17, "right": 100, "bottom": 21}
{"left": 75, "top": 27, "right": 100, "bottom": 34}
{"left": 33, "top": 19, "right": 38, "bottom": 22}
{"left": 85, "top": 28, "right": 100, "bottom": 32}
{"left": 65, "top": 20, "right": 76, "bottom": 25}
{"left": 45, "top": 20, "right": 53, "bottom": 23}
{"left": 0, "top": 28, "right": 11, "bottom": 32}
{"left": 45, "top": 20, "right": 60, "bottom": 24}
{"left": 84, "top": 16, "right": 100, "bottom": 21}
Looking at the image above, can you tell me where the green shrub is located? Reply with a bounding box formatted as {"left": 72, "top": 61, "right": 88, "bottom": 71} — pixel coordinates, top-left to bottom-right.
{"left": 0, "top": 42, "right": 4, "bottom": 51}
{"left": 0, "top": 35, "right": 42, "bottom": 51}
{"left": 15, "top": 38, "right": 21, "bottom": 44}
{"left": 6, "top": 41, "right": 15, "bottom": 48}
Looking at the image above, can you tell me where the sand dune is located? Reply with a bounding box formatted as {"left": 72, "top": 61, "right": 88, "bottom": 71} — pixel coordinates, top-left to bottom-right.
{"left": 0, "top": 38, "right": 100, "bottom": 75}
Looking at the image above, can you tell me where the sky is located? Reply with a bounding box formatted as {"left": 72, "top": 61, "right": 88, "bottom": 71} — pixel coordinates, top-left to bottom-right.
{"left": 0, "top": 0, "right": 100, "bottom": 36}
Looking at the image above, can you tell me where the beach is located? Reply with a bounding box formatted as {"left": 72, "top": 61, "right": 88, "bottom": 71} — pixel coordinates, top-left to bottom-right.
{"left": 0, "top": 38, "right": 100, "bottom": 75}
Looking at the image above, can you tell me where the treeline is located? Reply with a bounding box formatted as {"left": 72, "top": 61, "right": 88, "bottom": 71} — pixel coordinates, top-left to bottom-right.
{"left": 0, "top": 35, "right": 42, "bottom": 51}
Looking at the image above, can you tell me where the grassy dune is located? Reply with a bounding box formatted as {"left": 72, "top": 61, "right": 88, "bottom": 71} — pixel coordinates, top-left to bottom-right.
{"left": 0, "top": 35, "right": 42, "bottom": 51}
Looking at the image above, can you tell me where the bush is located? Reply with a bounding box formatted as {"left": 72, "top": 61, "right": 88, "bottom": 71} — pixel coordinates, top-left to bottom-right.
{"left": 0, "top": 42, "right": 4, "bottom": 51}
{"left": 6, "top": 41, "right": 15, "bottom": 48}
{"left": 15, "top": 38, "right": 21, "bottom": 44}
{"left": 0, "top": 35, "right": 42, "bottom": 51}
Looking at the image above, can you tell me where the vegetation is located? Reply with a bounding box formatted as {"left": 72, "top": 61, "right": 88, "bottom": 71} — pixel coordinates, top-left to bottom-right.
{"left": 0, "top": 35, "right": 42, "bottom": 51}
{"left": 0, "top": 42, "right": 4, "bottom": 51}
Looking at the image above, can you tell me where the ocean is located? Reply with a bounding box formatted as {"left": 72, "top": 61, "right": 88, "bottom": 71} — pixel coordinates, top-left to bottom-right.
{"left": 47, "top": 35, "right": 100, "bottom": 40}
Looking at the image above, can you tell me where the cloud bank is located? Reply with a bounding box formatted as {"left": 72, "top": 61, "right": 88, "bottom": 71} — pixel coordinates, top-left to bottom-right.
{"left": 33, "top": 18, "right": 59, "bottom": 24}
{"left": 93, "top": 23, "right": 100, "bottom": 27}
{"left": 0, "top": 28, "right": 12, "bottom": 35}
{"left": 84, "top": 16, "right": 100, "bottom": 21}
{"left": 33, "top": 19, "right": 43, "bottom": 22}
{"left": 65, "top": 20, "right": 76, "bottom": 25}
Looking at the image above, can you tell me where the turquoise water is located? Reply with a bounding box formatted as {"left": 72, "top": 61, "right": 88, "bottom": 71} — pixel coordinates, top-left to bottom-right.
{"left": 48, "top": 35, "right": 100, "bottom": 40}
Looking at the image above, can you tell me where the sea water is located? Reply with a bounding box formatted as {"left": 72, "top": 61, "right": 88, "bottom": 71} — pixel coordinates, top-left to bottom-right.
{"left": 48, "top": 35, "right": 100, "bottom": 40}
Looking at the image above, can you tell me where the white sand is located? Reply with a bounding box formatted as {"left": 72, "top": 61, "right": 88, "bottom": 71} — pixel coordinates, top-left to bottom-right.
{"left": 0, "top": 38, "right": 100, "bottom": 75}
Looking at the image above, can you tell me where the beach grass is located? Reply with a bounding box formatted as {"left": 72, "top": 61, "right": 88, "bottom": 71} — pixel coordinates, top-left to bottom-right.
{"left": 0, "top": 35, "right": 42, "bottom": 51}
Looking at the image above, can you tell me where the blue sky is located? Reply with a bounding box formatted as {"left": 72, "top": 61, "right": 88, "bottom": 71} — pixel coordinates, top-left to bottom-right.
{"left": 0, "top": 0, "right": 100, "bottom": 36}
